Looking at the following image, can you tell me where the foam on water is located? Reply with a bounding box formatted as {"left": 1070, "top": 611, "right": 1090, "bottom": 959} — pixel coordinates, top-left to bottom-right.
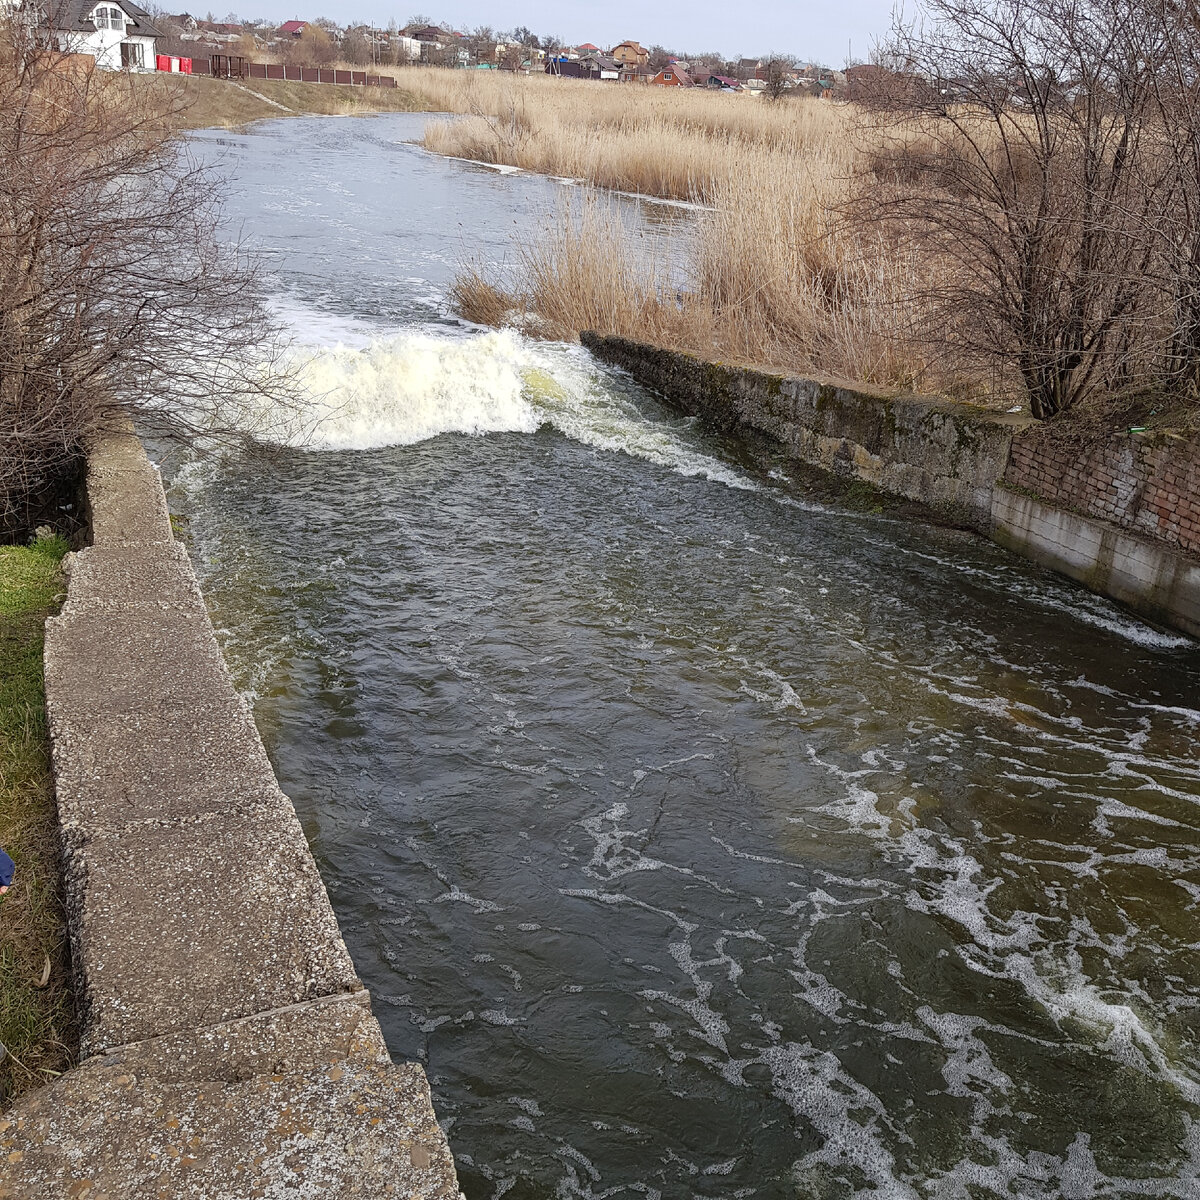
{"left": 254, "top": 324, "right": 754, "bottom": 489}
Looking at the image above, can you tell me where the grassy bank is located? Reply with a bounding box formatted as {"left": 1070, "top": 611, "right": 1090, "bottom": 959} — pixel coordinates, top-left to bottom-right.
{"left": 135, "top": 72, "right": 430, "bottom": 130}
{"left": 0, "top": 536, "right": 74, "bottom": 1106}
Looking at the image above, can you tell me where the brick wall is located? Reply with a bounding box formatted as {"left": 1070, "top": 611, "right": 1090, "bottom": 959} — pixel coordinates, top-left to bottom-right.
{"left": 1004, "top": 428, "right": 1200, "bottom": 557}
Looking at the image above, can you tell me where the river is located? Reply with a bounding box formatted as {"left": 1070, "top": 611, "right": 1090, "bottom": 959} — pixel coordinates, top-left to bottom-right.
{"left": 169, "top": 114, "right": 1200, "bottom": 1199}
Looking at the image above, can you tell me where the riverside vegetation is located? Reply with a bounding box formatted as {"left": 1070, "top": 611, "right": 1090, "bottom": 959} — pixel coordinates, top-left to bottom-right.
{"left": 0, "top": 536, "right": 71, "bottom": 1105}
{"left": 0, "top": 16, "right": 299, "bottom": 1106}
{"left": 406, "top": 0, "right": 1200, "bottom": 427}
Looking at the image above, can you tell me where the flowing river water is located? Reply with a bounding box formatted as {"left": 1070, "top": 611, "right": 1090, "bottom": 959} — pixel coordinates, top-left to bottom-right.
{"left": 169, "top": 115, "right": 1200, "bottom": 1199}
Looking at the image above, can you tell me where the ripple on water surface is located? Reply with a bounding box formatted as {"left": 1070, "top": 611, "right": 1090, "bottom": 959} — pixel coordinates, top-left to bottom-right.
{"left": 173, "top": 114, "right": 1200, "bottom": 1199}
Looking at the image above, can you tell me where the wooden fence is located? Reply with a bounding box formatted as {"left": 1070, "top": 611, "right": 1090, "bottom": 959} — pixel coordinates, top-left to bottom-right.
{"left": 190, "top": 58, "right": 398, "bottom": 89}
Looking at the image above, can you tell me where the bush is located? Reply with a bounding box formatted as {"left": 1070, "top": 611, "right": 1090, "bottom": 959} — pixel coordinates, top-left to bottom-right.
{"left": 0, "top": 16, "right": 293, "bottom": 537}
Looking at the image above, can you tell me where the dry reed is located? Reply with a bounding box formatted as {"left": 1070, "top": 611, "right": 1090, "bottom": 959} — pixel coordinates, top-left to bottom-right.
{"left": 399, "top": 69, "right": 945, "bottom": 394}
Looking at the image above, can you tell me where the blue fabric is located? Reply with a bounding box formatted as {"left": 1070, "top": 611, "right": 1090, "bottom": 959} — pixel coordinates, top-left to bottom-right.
{"left": 0, "top": 848, "right": 13, "bottom": 888}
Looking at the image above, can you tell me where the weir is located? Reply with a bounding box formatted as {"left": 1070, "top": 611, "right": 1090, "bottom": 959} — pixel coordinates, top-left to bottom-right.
{"left": 0, "top": 428, "right": 461, "bottom": 1198}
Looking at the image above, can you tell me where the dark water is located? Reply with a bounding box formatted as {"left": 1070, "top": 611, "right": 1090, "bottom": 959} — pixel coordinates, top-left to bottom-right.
{"left": 172, "top": 115, "right": 1200, "bottom": 1199}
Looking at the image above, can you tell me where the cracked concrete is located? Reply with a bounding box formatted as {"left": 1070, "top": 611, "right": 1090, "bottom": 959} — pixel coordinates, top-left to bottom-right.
{"left": 1, "top": 429, "right": 462, "bottom": 1197}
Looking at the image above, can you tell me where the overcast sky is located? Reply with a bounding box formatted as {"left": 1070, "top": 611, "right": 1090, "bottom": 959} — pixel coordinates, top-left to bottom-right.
{"left": 239, "top": 1, "right": 900, "bottom": 66}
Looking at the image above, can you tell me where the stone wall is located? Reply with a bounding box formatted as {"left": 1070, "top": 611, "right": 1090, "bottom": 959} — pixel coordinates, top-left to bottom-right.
{"left": 1004, "top": 428, "right": 1200, "bottom": 557}
{"left": 581, "top": 332, "right": 1200, "bottom": 640}
{"left": 581, "top": 332, "right": 1029, "bottom": 532}
{"left": 0, "top": 428, "right": 462, "bottom": 1199}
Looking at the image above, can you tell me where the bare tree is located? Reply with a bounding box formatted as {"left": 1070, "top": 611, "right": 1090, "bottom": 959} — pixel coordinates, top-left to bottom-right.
{"left": 855, "top": 0, "right": 1168, "bottom": 418}
{"left": 499, "top": 41, "right": 524, "bottom": 72}
{"left": 762, "top": 55, "right": 792, "bottom": 100}
{"left": 1138, "top": 0, "right": 1200, "bottom": 399}
{"left": 0, "top": 15, "right": 295, "bottom": 535}
{"left": 342, "top": 25, "right": 372, "bottom": 65}
{"left": 286, "top": 23, "right": 336, "bottom": 65}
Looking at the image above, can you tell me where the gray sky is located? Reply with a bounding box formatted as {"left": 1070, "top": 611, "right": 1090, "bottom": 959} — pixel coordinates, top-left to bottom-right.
{"left": 241, "top": 1, "right": 898, "bottom": 66}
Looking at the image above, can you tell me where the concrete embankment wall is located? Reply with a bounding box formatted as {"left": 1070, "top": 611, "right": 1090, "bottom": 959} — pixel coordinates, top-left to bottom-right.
{"left": 0, "top": 429, "right": 461, "bottom": 1198}
{"left": 582, "top": 333, "right": 1200, "bottom": 640}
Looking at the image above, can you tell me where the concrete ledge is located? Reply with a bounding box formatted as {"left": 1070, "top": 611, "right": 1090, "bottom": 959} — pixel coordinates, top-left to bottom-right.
{"left": 1, "top": 429, "right": 462, "bottom": 1196}
{"left": 0, "top": 994, "right": 460, "bottom": 1199}
{"left": 582, "top": 331, "right": 1031, "bottom": 531}
{"left": 992, "top": 488, "right": 1200, "bottom": 638}
{"left": 583, "top": 332, "right": 1198, "bottom": 640}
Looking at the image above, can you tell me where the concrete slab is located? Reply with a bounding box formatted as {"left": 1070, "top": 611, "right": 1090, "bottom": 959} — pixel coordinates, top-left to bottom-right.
{"left": 62, "top": 543, "right": 207, "bottom": 616}
{"left": 87, "top": 460, "right": 175, "bottom": 547}
{"left": 50, "top": 697, "right": 285, "bottom": 833}
{"left": 66, "top": 811, "right": 361, "bottom": 1055}
{"left": 45, "top": 607, "right": 235, "bottom": 712}
{"left": 0, "top": 994, "right": 462, "bottom": 1200}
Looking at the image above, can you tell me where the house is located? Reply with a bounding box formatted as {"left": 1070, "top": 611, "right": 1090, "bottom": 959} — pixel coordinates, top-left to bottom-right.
{"left": 40, "top": 1, "right": 160, "bottom": 71}
{"left": 581, "top": 52, "right": 618, "bottom": 80}
{"left": 694, "top": 73, "right": 742, "bottom": 91}
{"left": 193, "top": 19, "right": 242, "bottom": 45}
{"left": 611, "top": 39, "right": 649, "bottom": 69}
{"left": 575, "top": 41, "right": 600, "bottom": 53}
{"left": 617, "top": 64, "right": 654, "bottom": 83}
{"left": 546, "top": 53, "right": 618, "bottom": 81}
{"left": 390, "top": 33, "right": 421, "bottom": 63}
{"left": 650, "top": 65, "right": 693, "bottom": 87}
{"left": 278, "top": 19, "right": 307, "bottom": 37}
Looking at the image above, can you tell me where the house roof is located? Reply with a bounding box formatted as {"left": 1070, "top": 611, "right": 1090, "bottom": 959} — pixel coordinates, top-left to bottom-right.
{"left": 576, "top": 42, "right": 599, "bottom": 50}
{"left": 653, "top": 66, "right": 693, "bottom": 85}
{"left": 49, "top": 0, "right": 162, "bottom": 36}
{"left": 278, "top": 19, "right": 307, "bottom": 34}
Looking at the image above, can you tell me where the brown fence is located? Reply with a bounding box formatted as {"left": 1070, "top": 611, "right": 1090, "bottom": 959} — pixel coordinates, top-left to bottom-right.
{"left": 220, "top": 60, "right": 399, "bottom": 88}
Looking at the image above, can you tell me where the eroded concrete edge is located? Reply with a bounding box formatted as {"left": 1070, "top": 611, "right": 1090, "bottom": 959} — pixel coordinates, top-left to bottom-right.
{"left": 583, "top": 332, "right": 1199, "bottom": 641}
{"left": 0, "top": 429, "right": 463, "bottom": 1198}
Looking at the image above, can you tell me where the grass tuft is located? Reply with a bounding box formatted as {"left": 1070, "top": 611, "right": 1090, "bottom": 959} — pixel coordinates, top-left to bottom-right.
{"left": 0, "top": 534, "right": 75, "bottom": 1107}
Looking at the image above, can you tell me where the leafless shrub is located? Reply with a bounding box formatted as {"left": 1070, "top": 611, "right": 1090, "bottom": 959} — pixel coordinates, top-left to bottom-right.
{"left": 853, "top": 0, "right": 1179, "bottom": 419}
{"left": 762, "top": 56, "right": 793, "bottom": 102}
{"left": 1138, "top": 0, "right": 1200, "bottom": 400}
{"left": 0, "top": 14, "right": 295, "bottom": 536}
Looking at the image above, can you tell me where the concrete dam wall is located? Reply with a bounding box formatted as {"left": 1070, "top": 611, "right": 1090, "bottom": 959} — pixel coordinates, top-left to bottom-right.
{"left": 582, "top": 333, "right": 1200, "bottom": 640}
{"left": 0, "top": 428, "right": 461, "bottom": 1198}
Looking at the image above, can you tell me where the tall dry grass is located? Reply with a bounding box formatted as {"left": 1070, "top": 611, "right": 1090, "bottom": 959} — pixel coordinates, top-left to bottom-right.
{"left": 402, "top": 69, "right": 952, "bottom": 395}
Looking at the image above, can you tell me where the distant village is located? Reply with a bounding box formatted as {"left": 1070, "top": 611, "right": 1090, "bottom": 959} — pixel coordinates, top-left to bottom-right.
{"left": 150, "top": 13, "right": 851, "bottom": 97}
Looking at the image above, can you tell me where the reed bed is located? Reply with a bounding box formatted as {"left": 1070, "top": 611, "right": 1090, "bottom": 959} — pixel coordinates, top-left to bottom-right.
{"left": 402, "top": 69, "right": 948, "bottom": 395}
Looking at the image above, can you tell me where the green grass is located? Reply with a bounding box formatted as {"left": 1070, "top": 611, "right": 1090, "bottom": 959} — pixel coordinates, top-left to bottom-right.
{"left": 0, "top": 535, "right": 74, "bottom": 1107}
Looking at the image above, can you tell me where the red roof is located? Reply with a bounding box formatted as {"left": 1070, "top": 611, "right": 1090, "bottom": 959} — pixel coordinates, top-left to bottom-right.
{"left": 279, "top": 20, "right": 307, "bottom": 34}
{"left": 577, "top": 42, "right": 599, "bottom": 50}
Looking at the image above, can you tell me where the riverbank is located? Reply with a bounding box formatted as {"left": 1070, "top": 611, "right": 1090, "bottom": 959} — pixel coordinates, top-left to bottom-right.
{"left": 584, "top": 332, "right": 1200, "bottom": 640}
{"left": 0, "top": 430, "right": 461, "bottom": 1194}
{"left": 134, "top": 72, "right": 429, "bottom": 130}
{"left": 0, "top": 536, "right": 75, "bottom": 1107}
